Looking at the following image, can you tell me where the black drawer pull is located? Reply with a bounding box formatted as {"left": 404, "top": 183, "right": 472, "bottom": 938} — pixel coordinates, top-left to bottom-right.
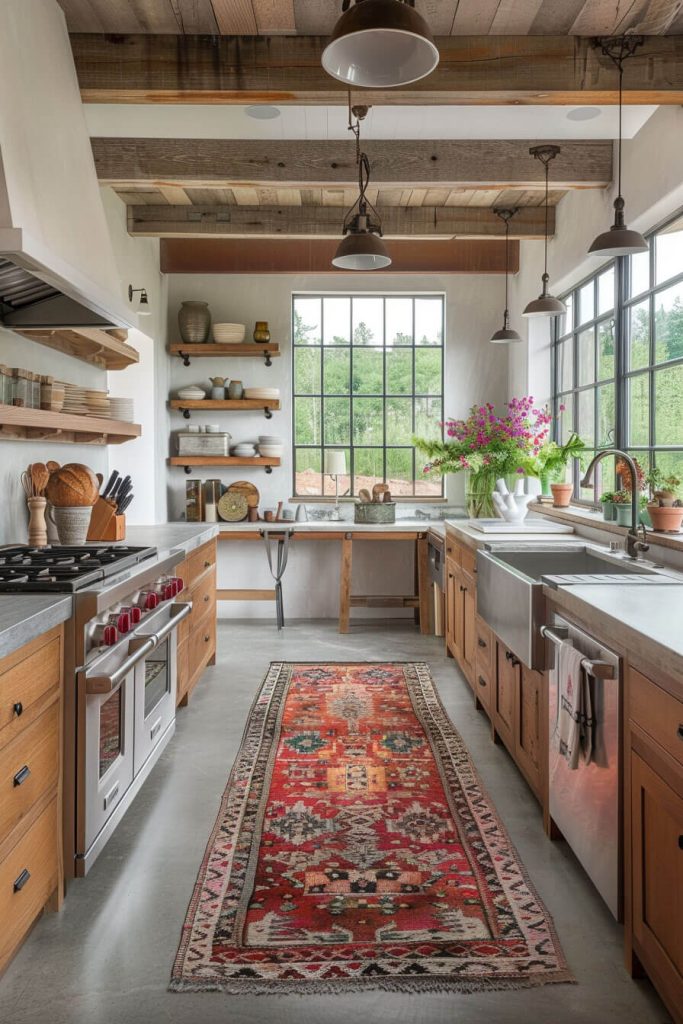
{"left": 13, "top": 765, "right": 30, "bottom": 787}
{"left": 12, "top": 702, "right": 23, "bottom": 717}
{"left": 204, "top": 634, "right": 210, "bottom": 643}
{"left": 678, "top": 724, "right": 683, "bottom": 740}
{"left": 478, "top": 676, "right": 487, "bottom": 688}
{"left": 13, "top": 869, "right": 30, "bottom": 893}
{"left": 679, "top": 835, "right": 683, "bottom": 850}
{"left": 477, "top": 637, "right": 487, "bottom": 648}
{"left": 459, "top": 585, "right": 467, "bottom": 593}
{"left": 505, "top": 650, "right": 521, "bottom": 667}
{"left": 204, "top": 560, "right": 211, "bottom": 569}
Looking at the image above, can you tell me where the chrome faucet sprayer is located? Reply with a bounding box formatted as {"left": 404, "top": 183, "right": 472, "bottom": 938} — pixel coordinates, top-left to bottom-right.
{"left": 580, "top": 449, "right": 649, "bottom": 560}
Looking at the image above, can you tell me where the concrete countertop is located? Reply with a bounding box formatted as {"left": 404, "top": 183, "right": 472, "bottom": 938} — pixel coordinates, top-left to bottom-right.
{"left": 216, "top": 519, "right": 445, "bottom": 534}
{"left": 0, "top": 594, "right": 73, "bottom": 661}
{"left": 545, "top": 583, "right": 683, "bottom": 686}
{"left": 443, "top": 517, "right": 578, "bottom": 551}
{"left": 123, "top": 524, "right": 219, "bottom": 558}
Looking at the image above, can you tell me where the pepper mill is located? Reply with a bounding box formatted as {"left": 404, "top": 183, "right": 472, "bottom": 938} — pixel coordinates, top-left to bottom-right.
{"left": 27, "top": 497, "right": 48, "bottom": 547}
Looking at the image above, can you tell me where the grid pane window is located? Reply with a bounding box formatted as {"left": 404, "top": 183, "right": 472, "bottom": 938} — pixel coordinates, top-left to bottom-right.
{"left": 293, "top": 294, "right": 444, "bottom": 498}
{"left": 553, "top": 208, "right": 683, "bottom": 501}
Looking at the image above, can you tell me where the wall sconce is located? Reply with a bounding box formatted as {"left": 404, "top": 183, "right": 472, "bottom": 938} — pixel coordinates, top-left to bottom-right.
{"left": 128, "top": 285, "right": 151, "bottom": 317}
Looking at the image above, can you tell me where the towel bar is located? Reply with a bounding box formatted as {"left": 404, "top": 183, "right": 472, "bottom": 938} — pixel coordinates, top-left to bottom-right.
{"left": 540, "top": 624, "right": 615, "bottom": 680}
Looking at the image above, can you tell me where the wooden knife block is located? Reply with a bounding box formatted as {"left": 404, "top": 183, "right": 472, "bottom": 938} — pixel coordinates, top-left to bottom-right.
{"left": 87, "top": 497, "right": 126, "bottom": 541}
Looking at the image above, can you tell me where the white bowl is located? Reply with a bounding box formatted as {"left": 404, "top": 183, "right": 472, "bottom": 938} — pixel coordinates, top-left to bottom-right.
{"left": 258, "top": 447, "right": 283, "bottom": 457}
{"left": 213, "top": 323, "right": 246, "bottom": 343}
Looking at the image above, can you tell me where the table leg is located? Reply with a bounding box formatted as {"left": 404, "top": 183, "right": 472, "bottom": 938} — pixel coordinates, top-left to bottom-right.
{"left": 339, "top": 535, "right": 353, "bottom": 633}
{"left": 417, "top": 535, "right": 430, "bottom": 635}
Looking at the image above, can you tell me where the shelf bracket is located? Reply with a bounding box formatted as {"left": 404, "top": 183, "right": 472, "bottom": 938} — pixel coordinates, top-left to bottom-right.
{"left": 263, "top": 351, "right": 272, "bottom": 367}
{"left": 182, "top": 408, "right": 191, "bottom": 420}
{"left": 184, "top": 465, "right": 192, "bottom": 474}
{"left": 265, "top": 465, "right": 273, "bottom": 474}
{"left": 179, "top": 351, "right": 191, "bottom": 367}
{"left": 264, "top": 406, "right": 273, "bottom": 420}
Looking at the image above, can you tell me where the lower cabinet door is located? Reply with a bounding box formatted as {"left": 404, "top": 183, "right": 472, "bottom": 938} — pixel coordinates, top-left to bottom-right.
{"left": 494, "top": 643, "right": 518, "bottom": 750}
{"left": 461, "top": 584, "right": 476, "bottom": 684}
{"left": 445, "top": 562, "right": 458, "bottom": 659}
{"left": 630, "top": 751, "right": 683, "bottom": 1019}
{"left": 516, "top": 665, "right": 545, "bottom": 799}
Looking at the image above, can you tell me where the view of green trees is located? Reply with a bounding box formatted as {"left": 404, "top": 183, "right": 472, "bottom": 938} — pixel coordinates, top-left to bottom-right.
{"left": 555, "top": 237, "right": 683, "bottom": 498}
{"left": 292, "top": 295, "right": 444, "bottom": 496}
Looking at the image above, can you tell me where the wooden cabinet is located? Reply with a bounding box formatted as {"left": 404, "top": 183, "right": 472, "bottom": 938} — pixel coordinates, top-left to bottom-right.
{"left": 0, "top": 625, "right": 63, "bottom": 974}
{"left": 492, "top": 642, "right": 546, "bottom": 803}
{"left": 175, "top": 539, "right": 217, "bottom": 708}
{"left": 494, "top": 642, "right": 518, "bottom": 750}
{"left": 474, "top": 616, "right": 494, "bottom": 713}
{"left": 445, "top": 556, "right": 458, "bottom": 663}
{"left": 444, "top": 530, "right": 476, "bottom": 688}
{"left": 626, "top": 666, "right": 683, "bottom": 1024}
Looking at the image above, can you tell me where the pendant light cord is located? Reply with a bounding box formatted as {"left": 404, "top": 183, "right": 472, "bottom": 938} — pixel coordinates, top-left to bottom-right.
{"left": 595, "top": 36, "right": 645, "bottom": 202}
{"left": 494, "top": 208, "right": 517, "bottom": 326}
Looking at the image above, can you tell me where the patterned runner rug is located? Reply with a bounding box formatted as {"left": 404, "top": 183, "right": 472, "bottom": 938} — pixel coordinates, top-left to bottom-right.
{"left": 171, "top": 662, "right": 573, "bottom": 994}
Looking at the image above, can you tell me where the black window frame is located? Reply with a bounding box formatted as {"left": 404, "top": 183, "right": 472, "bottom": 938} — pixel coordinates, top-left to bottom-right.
{"left": 552, "top": 207, "right": 683, "bottom": 504}
{"left": 291, "top": 292, "right": 445, "bottom": 500}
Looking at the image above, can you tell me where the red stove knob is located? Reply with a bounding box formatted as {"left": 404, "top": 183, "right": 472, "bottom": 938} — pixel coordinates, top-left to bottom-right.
{"left": 103, "top": 624, "right": 118, "bottom": 647}
{"left": 162, "top": 582, "right": 175, "bottom": 601}
{"left": 174, "top": 577, "right": 185, "bottom": 595}
{"left": 116, "top": 611, "right": 131, "bottom": 635}
{"left": 129, "top": 606, "right": 142, "bottom": 625}
{"left": 143, "top": 591, "right": 159, "bottom": 611}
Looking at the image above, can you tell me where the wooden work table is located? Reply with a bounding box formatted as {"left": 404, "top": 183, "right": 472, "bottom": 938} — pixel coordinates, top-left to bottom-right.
{"left": 216, "top": 522, "right": 438, "bottom": 633}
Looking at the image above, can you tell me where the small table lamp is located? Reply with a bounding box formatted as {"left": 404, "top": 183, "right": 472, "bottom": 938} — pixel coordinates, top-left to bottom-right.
{"left": 324, "top": 450, "right": 347, "bottom": 517}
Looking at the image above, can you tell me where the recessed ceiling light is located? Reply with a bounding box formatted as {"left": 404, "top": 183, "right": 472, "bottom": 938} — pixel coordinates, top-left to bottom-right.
{"left": 567, "top": 107, "right": 601, "bottom": 122}
{"left": 245, "top": 105, "right": 281, "bottom": 120}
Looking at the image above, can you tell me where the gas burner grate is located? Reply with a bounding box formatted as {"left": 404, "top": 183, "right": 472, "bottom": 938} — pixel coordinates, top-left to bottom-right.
{"left": 0, "top": 544, "right": 157, "bottom": 592}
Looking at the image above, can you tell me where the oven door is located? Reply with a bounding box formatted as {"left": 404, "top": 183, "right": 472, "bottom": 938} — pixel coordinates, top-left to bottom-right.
{"left": 133, "top": 603, "right": 188, "bottom": 775}
{"left": 82, "top": 663, "right": 137, "bottom": 855}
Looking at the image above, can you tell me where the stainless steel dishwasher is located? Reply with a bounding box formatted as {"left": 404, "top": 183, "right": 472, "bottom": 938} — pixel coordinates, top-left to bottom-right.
{"left": 542, "top": 613, "right": 622, "bottom": 920}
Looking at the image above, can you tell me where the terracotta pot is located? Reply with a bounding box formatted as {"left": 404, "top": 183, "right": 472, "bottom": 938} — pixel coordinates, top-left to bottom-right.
{"left": 647, "top": 504, "right": 683, "bottom": 533}
{"left": 550, "top": 482, "right": 573, "bottom": 508}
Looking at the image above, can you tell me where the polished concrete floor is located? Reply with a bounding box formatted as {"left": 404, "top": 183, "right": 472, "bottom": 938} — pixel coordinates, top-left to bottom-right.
{"left": 0, "top": 621, "right": 672, "bottom": 1024}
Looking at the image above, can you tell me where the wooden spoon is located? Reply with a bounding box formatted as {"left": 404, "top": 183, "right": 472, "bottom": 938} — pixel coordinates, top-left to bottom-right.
{"left": 46, "top": 461, "right": 60, "bottom": 474}
{"left": 31, "top": 462, "right": 50, "bottom": 497}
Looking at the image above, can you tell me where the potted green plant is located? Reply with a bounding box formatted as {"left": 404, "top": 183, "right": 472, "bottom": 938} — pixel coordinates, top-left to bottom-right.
{"left": 645, "top": 470, "right": 683, "bottom": 532}
{"left": 535, "top": 433, "right": 585, "bottom": 508}
{"left": 612, "top": 489, "right": 633, "bottom": 526}
{"left": 600, "top": 490, "right": 616, "bottom": 522}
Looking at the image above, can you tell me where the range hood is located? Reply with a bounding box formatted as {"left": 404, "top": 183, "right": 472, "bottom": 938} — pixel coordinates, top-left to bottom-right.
{"left": 0, "top": 0, "right": 135, "bottom": 332}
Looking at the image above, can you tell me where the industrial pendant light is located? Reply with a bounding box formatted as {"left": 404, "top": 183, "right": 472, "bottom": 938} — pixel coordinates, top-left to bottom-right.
{"left": 490, "top": 209, "right": 521, "bottom": 344}
{"left": 322, "top": 0, "right": 439, "bottom": 89}
{"left": 333, "top": 102, "right": 391, "bottom": 270}
{"left": 523, "top": 145, "right": 566, "bottom": 318}
{"left": 588, "top": 36, "right": 648, "bottom": 258}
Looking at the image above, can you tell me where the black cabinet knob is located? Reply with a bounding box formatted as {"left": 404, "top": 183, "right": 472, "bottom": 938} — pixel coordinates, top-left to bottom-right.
{"left": 677, "top": 724, "right": 683, "bottom": 741}
{"left": 478, "top": 676, "right": 487, "bottom": 688}
{"left": 679, "top": 835, "right": 683, "bottom": 851}
{"left": 12, "top": 702, "right": 23, "bottom": 717}
{"left": 477, "top": 637, "right": 487, "bottom": 648}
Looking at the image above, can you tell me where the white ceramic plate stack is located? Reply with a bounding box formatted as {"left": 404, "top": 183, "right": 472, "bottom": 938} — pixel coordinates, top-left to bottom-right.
{"left": 258, "top": 434, "right": 284, "bottom": 458}
{"left": 213, "top": 323, "right": 246, "bottom": 344}
{"left": 109, "top": 397, "right": 135, "bottom": 422}
{"left": 243, "top": 387, "right": 280, "bottom": 401}
{"left": 232, "top": 442, "right": 258, "bottom": 458}
{"left": 177, "top": 386, "right": 206, "bottom": 401}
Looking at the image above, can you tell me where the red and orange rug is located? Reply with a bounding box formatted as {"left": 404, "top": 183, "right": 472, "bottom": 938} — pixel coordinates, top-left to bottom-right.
{"left": 171, "top": 662, "right": 572, "bottom": 994}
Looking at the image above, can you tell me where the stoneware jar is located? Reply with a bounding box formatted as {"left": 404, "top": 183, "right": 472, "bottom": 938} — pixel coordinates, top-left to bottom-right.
{"left": 227, "top": 379, "right": 244, "bottom": 400}
{"left": 253, "top": 320, "right": 270, "bottom": 344}
{"left": 48, "top": 505, "right": 93, "bottom": 545}
{"left": 178, "top": 301, "right": 211, "bottom": 344}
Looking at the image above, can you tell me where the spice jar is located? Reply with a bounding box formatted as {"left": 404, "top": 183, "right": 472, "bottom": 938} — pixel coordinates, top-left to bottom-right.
{"left": 0, "top": 365, "right": 9, "bottom": 405}
{"left": 12, "top": 368, "right": 30, "bottom": 407}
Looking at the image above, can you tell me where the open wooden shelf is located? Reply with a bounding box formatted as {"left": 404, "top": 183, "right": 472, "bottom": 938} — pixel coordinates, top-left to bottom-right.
{"left": 0, "top": 405, "right": 141, "bottom": 445}
{"left": 169, "top": 343, "right": 280, "bottom": 367}
{"left": 169, "top": 455, "right": 280, "bottom": 474}
{"left": 169, "top": 398, "right": 280, "bottom": 420}
{"left": 15, "top": 328, "right": 139, "bottom": 371}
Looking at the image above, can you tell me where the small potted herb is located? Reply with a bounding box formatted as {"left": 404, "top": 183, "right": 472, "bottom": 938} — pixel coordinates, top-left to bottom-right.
{"left": 645, "top": 470, "right": 683, "bottom": 532}
{"left": 600, "top": 490, "right": 616, "bottom": 522}
{"left": 612, "top": 489, "right": 634, "bottom": 527}
{"left": 535, "top": 432, "right": 585, "bottom": 508}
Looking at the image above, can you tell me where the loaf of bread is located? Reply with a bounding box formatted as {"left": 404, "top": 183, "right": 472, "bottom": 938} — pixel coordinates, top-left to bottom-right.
{"left": 45, "top": 463, "right": 99, "bottom": 507}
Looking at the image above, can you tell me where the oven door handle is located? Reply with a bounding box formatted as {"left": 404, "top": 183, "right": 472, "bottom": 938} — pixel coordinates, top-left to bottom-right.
{"left": 150, "top": 601, "right": 192, "bottom": 646}
{"left": 84, "top": 636, "right": 156, "bottom": 695}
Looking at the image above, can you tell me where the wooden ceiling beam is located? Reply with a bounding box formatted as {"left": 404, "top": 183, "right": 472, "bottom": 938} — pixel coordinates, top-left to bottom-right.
{"left": 127, "top": 202, "right": 555, "bottom": 238}
{"left": 71, "top": 32, "right": 683, "bottom": 104}
{"left": 93, "top": 138, "right": 611, "bottom": 188}
{"left": 160, "top": 237, "right": 519, "bottom": 275}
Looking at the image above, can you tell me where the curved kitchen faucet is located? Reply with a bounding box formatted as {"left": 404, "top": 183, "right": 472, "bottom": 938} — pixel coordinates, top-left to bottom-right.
{"left": 580, "top": 449, "right": 649, "bottom": 560}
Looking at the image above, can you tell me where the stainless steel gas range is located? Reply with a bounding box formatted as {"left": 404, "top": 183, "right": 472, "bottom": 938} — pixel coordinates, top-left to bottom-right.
{"left": 0, "top": 544, "right": 191, "bottom": 878}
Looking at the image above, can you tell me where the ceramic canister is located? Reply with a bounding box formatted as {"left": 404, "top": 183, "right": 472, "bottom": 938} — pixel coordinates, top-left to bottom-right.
{"left": 48, "top": 505, "right": 93, "bottom": 545}
{"left": 228, "top": 379, "right": 244, "bottom": 400}
{"left": 178, "top": 301, "right": 211, "bottom": 344}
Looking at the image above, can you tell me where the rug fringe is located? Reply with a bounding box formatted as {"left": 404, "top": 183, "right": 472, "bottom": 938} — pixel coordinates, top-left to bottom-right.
{"left": 169, "top": 970, "right": 575, "bottom": 997}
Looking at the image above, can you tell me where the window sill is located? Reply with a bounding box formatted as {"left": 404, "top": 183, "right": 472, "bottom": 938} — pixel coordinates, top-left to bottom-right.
{"left": 533, "top": 502, "right": 683, "bottom": 554}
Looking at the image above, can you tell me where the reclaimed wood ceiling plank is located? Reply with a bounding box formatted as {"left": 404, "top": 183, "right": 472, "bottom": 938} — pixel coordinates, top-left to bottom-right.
{"left": 528, "top": 0, "right": 588, "bottom": 33}
{"left": 450, "top": 1, "right": 503, "bottom": 33}
{"left": 210, "top": 0, "right": 257, "bottom": 33}
{"left": 253, "top": 0, "right": 295, "bottom": 33}
{"left": 489, "top": 0, "right": 545, "bottom": 35}
{"left": 157, "top": 185, "right": 193, "bottom": 204}
{"left": 170, "top": 0, "right": 219, "bottom": 33}
{"left": 184, "top": 187, "right": 237, "bottom": 204}
{"left": 291, "top": 0, "right": 338, "bottom": 34}
{"left": 568, "top": 0, "right": 682, "bottom": 34}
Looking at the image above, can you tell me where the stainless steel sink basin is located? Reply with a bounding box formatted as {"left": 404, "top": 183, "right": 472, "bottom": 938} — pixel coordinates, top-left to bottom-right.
{"left": 476, "top": 544, "right": 667, "bottom": 669}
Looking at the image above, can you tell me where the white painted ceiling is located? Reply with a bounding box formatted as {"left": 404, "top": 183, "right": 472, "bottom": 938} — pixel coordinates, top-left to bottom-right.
{"left": 84, "top": 103, "right": 657, "bottom": 141}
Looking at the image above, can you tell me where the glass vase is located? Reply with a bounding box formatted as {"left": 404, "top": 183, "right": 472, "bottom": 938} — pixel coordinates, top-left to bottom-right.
{"left": 465, "top": 469, "right": 498, "bottom": 519}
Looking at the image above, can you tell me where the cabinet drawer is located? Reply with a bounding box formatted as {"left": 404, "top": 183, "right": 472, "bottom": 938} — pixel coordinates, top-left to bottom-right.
{"left": 0, "top": 796, "right": 59, "bottom": 971}
{"left": 461, "top": 546, "right": 476, "bottom": 578}
{"left": 475, "top": 616, "right": 494, "bottom": 676}
{"left": 179, "top": 569, "right": 216, "bottom": 645}
{"left": 189, "top": 607, "right": 216, "bottom": 679}
{"left": 474, "top": 662, "right": 492, "bottom": 712}
{"left": 0, "top": 703, "right": 59, "bottom": 849}
{"left": 185, "top": 541, "right": 216, "bottom": 587}
{"left": 630, "top": 667, "right": 683, "bottom": 771}
{"left": 0, "top": 635, "right": 61, "bottom": 749}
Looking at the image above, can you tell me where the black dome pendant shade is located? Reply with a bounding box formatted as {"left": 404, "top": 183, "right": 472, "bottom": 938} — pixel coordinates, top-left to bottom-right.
{"left": 491, "top": 209, "right": 522, "bottom": 344}
{"left": 332, "top": 151, "right": 391, "bottom": 270}
{"left": 523, "top": 145, "right": 566, "bottom": 318}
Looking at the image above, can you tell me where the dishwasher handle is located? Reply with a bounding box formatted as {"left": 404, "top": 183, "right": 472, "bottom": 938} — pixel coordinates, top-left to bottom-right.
{"left": 541, "top": 625, "right": 615, "bottom": 680}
